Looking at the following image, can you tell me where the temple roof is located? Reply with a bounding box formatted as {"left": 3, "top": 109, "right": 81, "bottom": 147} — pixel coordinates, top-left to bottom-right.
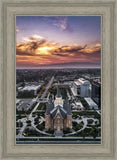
{"left": 50, "top": 105, "right": 67, "bottom": 119}
{"left": 45, "top": 102, "right": 54, "bottom": 115}
{"left": 63, "top": 98, "right": 72, "bottom": 115}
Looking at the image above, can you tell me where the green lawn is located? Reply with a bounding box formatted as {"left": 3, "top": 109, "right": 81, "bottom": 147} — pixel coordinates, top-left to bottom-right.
{"left": 37, "top": 103, "right": 46, "bottom": 111}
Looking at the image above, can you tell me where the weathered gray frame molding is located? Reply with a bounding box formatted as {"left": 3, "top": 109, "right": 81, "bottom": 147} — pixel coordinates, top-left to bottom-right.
{"left": 0, "top": 0, "right": 117, "bottom": 160}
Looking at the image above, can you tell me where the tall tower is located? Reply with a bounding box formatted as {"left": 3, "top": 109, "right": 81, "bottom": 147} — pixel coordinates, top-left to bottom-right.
{"left": 54, "top": 82, "right": 63, "bottom": 107}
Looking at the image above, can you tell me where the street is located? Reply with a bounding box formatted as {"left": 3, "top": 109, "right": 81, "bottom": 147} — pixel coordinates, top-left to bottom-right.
{"left": 41, "top": 76, "right": 54, "bottom": 99}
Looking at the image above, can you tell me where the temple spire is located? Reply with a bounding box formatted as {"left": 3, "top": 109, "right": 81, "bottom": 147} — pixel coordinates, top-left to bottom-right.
{"left": 56, "top": 81, "right": 61, "bottom": 98}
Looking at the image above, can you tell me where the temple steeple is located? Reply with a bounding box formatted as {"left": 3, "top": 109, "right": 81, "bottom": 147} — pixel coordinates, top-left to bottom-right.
{"left": 56, "top": 82, "right": 61, "bottom": 98}
{"left": 54, "top": 82, "right": 63, "bottom": 107}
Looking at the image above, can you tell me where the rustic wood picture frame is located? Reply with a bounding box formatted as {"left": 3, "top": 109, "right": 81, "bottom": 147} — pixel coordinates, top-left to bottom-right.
{"left": 0, "top": 0, "right": 117, "bottom": 160}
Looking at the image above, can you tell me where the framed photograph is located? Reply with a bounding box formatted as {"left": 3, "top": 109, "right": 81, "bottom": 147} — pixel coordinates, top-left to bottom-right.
{"left": 16, "top": 15, "right": 101, "bottom": 144}
{"left": 0, "top": 0, "right": 117, "bottom": 160}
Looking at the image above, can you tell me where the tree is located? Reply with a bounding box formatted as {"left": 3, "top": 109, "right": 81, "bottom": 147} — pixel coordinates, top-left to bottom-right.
{"left": 81, "top": 130, "right": 85, "bottom": 139}
{"left": 46, "top": 128, "right": 54, "bottom": 134}
{"left": 90, "top": 127, "right": 97, "bottom": 139}
{"left": 26, "top": 120, "right": 31, "bottom": 126}
{"left": 87, "top": 119, "right": 93, "bottom": 125}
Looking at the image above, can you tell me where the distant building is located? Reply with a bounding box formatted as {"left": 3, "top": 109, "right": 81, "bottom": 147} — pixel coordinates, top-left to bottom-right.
{"left": 84, "top": 98, "right": 98, "bottom": 110}
{"left": 91, "top": 81, "right": 101, "bottom": 107}
{"left": 74, "top": 101, "right": 84, "bottom": 110}
{"left": 45, "top": 84, "right": 72, "bottom": 137}
{"left": 18, "top": 84, "right": 41, "bottom": 97}
{"left": 72, "top": 78, "right": 91, "bottom": 97}
{"left": 16, "top": 99, "right": 36, "bottom": 112}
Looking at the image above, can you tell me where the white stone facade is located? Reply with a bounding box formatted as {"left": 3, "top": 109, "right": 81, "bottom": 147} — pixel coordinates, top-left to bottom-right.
{"left": 73, "top": 78, "right": 91, "bottom": 97}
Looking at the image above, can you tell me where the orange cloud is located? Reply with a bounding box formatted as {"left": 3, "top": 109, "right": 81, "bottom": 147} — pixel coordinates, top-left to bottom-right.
{"left": 16, "top": 35, "right": 101, "bottom": 67}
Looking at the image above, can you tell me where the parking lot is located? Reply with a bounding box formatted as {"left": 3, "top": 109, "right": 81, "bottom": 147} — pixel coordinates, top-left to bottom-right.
{"left": 16, "top": 99, "right": 36, "bottom": 112}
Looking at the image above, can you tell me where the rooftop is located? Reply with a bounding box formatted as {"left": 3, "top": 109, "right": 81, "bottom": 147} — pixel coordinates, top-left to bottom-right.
{"left": 84, "top": 98, "right": 98, "bottom": 108}
{"left": 56, "top": 84, "right": 62, "bottom": 98}
{"left": 75, "top": 101, "right": 84, "bottom": 108}
{"left": 20, "top": 85, "right": 40, "bottom": 91}
{"left": 74, "top": 78, "right": 90, "bottom": 86}
{"left": 50, "top": 105, "right": 67, "bottom": 119}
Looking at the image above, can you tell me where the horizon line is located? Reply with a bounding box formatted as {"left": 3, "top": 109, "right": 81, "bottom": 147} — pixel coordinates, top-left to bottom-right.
{"left": 16, "top": 67, "right": 101, "bottom": 70}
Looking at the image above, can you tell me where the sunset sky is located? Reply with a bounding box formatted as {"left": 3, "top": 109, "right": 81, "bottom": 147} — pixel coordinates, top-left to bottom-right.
{"left": 16, "top": 16, "right": 101, "bottom": 69}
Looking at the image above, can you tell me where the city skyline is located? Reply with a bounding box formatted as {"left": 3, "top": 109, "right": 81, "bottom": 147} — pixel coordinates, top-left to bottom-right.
{"left": 16, "top": 16, "right": 101, "bottom": 69}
